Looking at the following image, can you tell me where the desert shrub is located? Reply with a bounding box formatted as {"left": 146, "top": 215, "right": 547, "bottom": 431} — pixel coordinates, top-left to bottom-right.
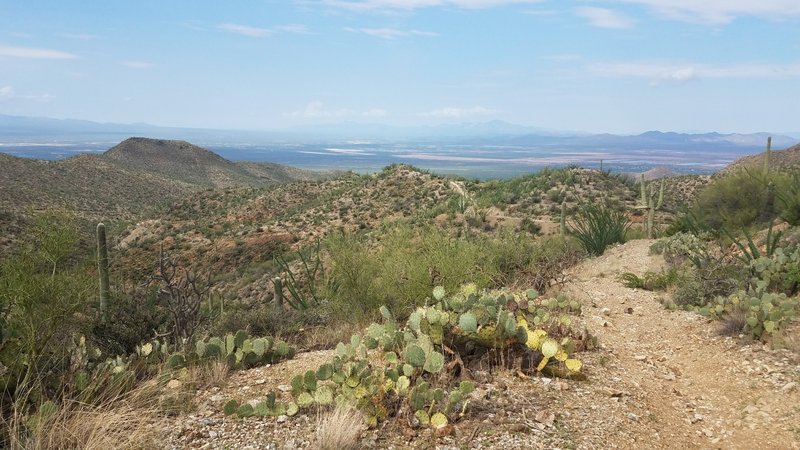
{"left": 326, "top": 226, "right": 496, "bottom": 321}
{"left": 693, "top": 170, "right": 796, "bottom": 230}
{"left": 775, "top": 171, "right": 800, "bottom": 225}
{"left": 650, "top": 232, "right": 711, "bottom": 268}
{"left": 672, "top": 272, "right": 705, "bottom": 307}
{"left": 569, "top": 203, "right": 630, "bottom": 256}
{"left": 519, "top": 217, "right": 541, "bottom": 235}
{"left": 212, "top": 303, "right": 325, "bottom": 343}
{"left": 0, "top": 214, "right": 93, "bottom": 404}
{"left": 620, "top": 268, "right": 679, "bottom": 291}
{"left": 91, "top": 286, "right": 168, "bottom": 357}
{"left": 324, "top": 227, "right": 586, "bottom": 324}
{"left": 694, "top": 171, "right": 767, "bottom": 230}
{"left": 513, "top": 235, "right": 585, "bottom": 292}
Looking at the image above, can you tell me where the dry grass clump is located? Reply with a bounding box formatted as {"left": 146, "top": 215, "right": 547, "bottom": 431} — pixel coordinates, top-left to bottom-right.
{"left": 314, "top": 405, "right": 364, "bottom": 450}
{"left": 188, "top": 358, "right": 230, "bottom": 389}
{"left": 4, "top": 384, "right": 164, "bottom": 450}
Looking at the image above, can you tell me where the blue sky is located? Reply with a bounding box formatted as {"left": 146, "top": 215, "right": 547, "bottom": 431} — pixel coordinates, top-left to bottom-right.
{"left": 1, "top": 0, "right": 799, "bottom": 134}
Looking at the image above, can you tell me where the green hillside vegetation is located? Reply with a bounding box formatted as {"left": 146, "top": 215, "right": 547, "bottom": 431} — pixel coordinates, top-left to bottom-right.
{"left": 1, "top": 138, "right": 799, "bottom": 448}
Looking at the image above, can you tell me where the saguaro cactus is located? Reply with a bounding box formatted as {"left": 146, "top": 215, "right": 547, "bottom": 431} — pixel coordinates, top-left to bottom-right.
{"left": 97, "top": 223, "right": 110, "bottom": 320}
{"left": 273, "top": 276, "right": 284, "bottom": 308}
{"left": 639, "top": 174, "right": 647, "bottom": 207}
{"left": 763, "top": 136, "right": 772, "bottom": 175}
{"left": 559, "top": 201, "right": 566, "bottom": 236}
{"left": 656, "top": 179, "right": 665, "bottom": 210}
{"left": 647, "top": 193, "right": 655, "bottom": 239}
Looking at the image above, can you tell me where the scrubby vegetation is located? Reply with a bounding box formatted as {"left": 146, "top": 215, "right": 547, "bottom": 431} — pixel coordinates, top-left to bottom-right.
{"left": 3, "top": 139, "right": 800, "bottom": 447}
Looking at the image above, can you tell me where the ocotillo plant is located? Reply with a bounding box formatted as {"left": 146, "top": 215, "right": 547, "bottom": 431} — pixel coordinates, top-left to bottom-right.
{"left": 97, "top": 223, "right": 110, "bottom": 321}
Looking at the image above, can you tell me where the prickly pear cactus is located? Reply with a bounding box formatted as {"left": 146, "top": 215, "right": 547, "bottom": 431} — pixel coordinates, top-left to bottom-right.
{"left": 225, "top": 284, "right": 592, "bottom": 430}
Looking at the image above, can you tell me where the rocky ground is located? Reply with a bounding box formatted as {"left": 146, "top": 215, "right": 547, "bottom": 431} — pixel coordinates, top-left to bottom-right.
{"left": 163, "top": 240, "right": 800, "bottom": 449}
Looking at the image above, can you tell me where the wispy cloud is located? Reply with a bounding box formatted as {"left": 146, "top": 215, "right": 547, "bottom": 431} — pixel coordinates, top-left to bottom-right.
{"left": 314, "top": 0, "right": 544, "bottom": 12}
{"left": 590, "top": 60, "right": 800, "bottom": 84}
{"left": 0, "top": 44, "right": 77, "bottom": 59}
{"left": 218, "top": 23, "right": 309, "bottom": 37}
{"left": 285, "top": 101, "right": 386, "bottom": 119}
{"left": 575, "top": 7, "right": 635, "bottom": 29}
{"left": 417, "top": 105, "right": 499, "bottom": 118}
{"left": 362, "top": 108, "right": 388, "bottom": 117}
{"left": 121, "top": 60, "right": 155, "bottom": 69}
{"left": 58, "top": 32, "right": 101, "bottom": 40}
{"left": 0, "top": 85, "right": 53, "bottom": 102}
{"left": 344, "top": 26, "right": 438, "bottom": 39}
{"left": 615, "top": 0, "right": 800, "bottom": 24}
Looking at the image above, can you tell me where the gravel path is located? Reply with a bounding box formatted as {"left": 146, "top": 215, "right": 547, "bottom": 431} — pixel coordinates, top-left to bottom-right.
{"left": 558, "top": 239, "right": 800, "bottom": 449}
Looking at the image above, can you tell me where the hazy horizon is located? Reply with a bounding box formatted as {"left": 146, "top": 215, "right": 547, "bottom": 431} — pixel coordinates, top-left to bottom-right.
{"left": 2, "top": 1, "right": 799, "bottom": 134}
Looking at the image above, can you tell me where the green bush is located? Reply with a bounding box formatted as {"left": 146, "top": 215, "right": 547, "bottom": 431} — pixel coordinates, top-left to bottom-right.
{"left": 325, "top": 226, "right": 496, "bottom": 321}
{"left": 693, "top": 170, "right": 798, "bottom": 230}
{"left": 0, "top": 213, "right": 93, "bottom": 402}
{"left": 569, "top": 203, "right": 630, "bottom": 256}
{"left": 91, "top": 286, "right": 168, "bottom": 357}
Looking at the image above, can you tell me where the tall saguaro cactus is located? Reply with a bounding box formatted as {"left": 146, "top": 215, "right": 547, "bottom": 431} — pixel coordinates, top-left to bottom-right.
{"left": 559, "top": 201, "right": 566, "bottom": 236}
{"left": 647, "top": 193, "right": 655, "bottom": 239}
{"left": 763, "top": 136, "right": 772, "bottom": 175}
{"left": 97, "top": 223, "right": 110, "bottom": 321}
{"left": 273, "top": 276, "right": 284, "bottom": 308}
{"left": 639, "top": 174, "right": 647, "bottom": 207}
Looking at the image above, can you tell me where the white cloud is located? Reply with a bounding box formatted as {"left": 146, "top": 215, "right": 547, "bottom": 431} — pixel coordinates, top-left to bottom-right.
{"left": 218, "top": 23, "right": 275, "bottom": 37}
{"left": 0, "top": 85, "right": 53, "bottom": 102}
{"left": 344, "top": 27, "right": 438, "bottom": 39}
{"left": 575, "top": 7, "right": 635, "bottom": 29}
{"left": 589, "top": 61, "right": 800, "bottom": 83}
{"left": 121, "top": 60, "right": 155, "bottom": 69}
{"left": 218, "top": 23, "right": 309, "bottom": 38}
{"left": 615, "top": 0, "right": 800, "bottom": 24}
{"left": 313, "top": 0, "right": 543, "bottom": 12}
{"left": 0, "top": 44, "right": 77, "bottom": 59}
{"left": 417, "top": 106, "right": 499, "bottom": 118}
{"left": 273, "top": 24, "right": 310, "bottom": 34}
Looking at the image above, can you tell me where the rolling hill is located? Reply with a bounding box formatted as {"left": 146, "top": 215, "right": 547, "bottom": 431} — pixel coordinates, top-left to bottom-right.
{"left": 0, "top": 137, "right": 327, "bottom": 254}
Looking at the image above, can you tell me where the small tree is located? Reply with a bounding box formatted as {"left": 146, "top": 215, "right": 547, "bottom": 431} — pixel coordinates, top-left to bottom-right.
{"left": 152, "top": 247, "right": 214, "bottom": 348}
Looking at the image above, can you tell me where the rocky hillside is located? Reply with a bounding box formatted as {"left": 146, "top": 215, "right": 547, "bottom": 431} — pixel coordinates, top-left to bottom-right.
{"left": 719, "top": 142, "right": 800, "bottom": 175}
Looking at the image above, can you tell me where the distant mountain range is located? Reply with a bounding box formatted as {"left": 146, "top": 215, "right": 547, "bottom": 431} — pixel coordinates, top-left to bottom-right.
{"left": 1, "top": 114, "right": 797, "bottom": 149}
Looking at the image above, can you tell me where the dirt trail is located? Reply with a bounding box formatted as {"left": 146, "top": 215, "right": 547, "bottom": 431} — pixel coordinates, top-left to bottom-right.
{"left": 558, "top": 239, "right": 800, "bottom": 449}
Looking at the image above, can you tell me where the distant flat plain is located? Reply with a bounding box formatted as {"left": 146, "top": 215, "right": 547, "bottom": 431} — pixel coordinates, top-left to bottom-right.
{"left": 0, "top": 140, "right": 757, "bottom": 179}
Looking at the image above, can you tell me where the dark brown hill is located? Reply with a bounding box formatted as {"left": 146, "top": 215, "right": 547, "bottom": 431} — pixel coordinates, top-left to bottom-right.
{"left": 103, "top": 137, "right": 298, "bottom": 188}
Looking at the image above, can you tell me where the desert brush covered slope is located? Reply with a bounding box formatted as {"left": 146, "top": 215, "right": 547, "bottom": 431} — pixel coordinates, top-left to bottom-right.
{"left": 2, "top": 138, "right": 799, "bottom": 449}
